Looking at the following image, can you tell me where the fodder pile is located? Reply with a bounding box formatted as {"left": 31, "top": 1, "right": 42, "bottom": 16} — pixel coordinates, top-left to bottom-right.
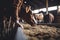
{"left": 22, "top": 23, "right": 60, "bottom": 40}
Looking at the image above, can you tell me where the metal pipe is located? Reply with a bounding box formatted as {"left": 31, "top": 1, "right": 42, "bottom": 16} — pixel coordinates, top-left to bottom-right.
{"left": 46, "top": 0, "right": 48, "bottom": 14}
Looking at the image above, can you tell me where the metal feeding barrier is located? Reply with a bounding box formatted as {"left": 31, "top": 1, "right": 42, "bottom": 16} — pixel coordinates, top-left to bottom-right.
{"left": 0, "top": 17, "right": 16, "bottom": 40}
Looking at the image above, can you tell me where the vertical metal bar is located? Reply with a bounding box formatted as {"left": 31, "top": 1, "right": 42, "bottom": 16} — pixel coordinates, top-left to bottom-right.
{"left": 8, "top": 16, "right": 11, "bottom": 28}
{"left": 57, "top": 5, "right": 58, "bottom": 13}
{"left": 3, "top": 20, "right": 6, "bottom": 29}
{"left": 46, "top": 0, "right": 48, "bottom": 14}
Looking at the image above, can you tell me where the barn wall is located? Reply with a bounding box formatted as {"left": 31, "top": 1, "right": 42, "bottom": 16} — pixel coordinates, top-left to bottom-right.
{"left": 54, "top": 14, "right": 60, "bottom": 23}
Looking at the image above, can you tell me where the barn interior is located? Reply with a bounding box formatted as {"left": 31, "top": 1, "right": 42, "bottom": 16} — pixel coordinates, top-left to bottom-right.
{"left": 22, "top": 0, "right": 60, "bottom": 26}
{"left": 0, "top": 0, "right": 60, "bottom": 40}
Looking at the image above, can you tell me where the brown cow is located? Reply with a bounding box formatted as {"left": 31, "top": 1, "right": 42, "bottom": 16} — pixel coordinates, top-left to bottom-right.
{"left": 19, "top": 5, "right": 35, "bottom": 26}
{"left": 44, "top": 13, "right": 54, "bottom": 23}
{"left": 0, "top": 0, "right": 24, "bottom": 39}
{"left": 33, "top": 12, "right": 44, "bottom": 24}
{"left": 49, "top": 13, "right": 54, "bottom": 23}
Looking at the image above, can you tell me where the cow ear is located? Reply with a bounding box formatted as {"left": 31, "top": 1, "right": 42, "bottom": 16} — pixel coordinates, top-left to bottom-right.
{"left": 26, "top": 7, "right": 30, "bottom": 13}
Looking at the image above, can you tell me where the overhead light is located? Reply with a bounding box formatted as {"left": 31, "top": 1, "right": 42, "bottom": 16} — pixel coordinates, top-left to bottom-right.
{"left": 32, "top": 9, "right": 40, "bottom": 13}
{"left": 32, "top": 6, "right": 57, "bottom": 13}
